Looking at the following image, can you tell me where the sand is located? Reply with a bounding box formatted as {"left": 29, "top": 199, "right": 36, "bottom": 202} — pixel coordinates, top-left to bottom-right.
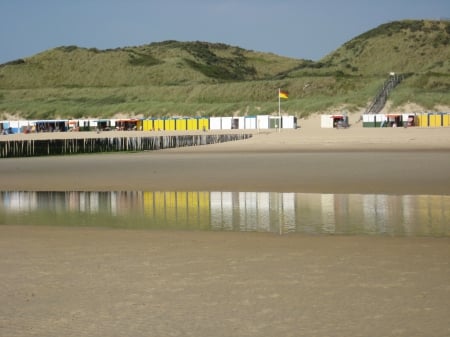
{"left": 1, "top": 113, "right": 450, "bottom": 194}
{"left": 1, "top": 114, "right": 450, "bottom": 337}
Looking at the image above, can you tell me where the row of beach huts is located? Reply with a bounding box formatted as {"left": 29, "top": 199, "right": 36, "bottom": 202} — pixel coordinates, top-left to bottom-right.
{"left": 321, "top": 112, "right": 450, "bottom": 128}
{"left": 1, "top": 112, "right": 449, "bottom": 134}
{"left": 0, "top": 115, "right": 297, "bottom": 134}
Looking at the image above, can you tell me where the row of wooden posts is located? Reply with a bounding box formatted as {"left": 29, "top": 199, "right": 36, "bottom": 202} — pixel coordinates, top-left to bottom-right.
{"left": 0, "top": 134, "right": 251, "bottom": 158}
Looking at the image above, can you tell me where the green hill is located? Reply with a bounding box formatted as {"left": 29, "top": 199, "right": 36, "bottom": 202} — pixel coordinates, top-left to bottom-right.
{"left": 0, "top": 41, "right": 303, "bottom": 87}
{"left": 0, "top": 20, "right": 449, "bottom": 120}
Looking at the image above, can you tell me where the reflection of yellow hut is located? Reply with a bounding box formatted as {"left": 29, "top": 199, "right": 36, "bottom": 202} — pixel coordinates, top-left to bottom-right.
{"left": 176, "top": 192, "right": 188, "bottom": 224}
{"left": 416, "top": 195, "right": 450, "bottom": 234}
{"left": 142, "top": 191, "right": 210, "bottom": 230}
{"left": 198, "top": 192, "right": 211, "bottom": 228}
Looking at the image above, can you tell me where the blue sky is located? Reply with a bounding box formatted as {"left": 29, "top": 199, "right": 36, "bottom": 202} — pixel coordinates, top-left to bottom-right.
{"left": 1, "top": 0, "right": 449, "bottom": 64}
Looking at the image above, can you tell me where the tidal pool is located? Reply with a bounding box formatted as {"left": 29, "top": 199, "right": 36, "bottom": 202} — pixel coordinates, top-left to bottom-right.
{"left": 0, "top": 191, "right": 448, "bottom": 236}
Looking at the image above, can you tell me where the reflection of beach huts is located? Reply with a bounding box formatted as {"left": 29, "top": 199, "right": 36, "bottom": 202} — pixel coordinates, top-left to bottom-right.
{"left": 142, "top": 191, "right": 210, "bottom": 230}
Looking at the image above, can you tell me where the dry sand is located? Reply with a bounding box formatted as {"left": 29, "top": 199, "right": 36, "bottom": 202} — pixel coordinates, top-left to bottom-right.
{"left": 1, "top": 114, "right": 450, "bottom": 337}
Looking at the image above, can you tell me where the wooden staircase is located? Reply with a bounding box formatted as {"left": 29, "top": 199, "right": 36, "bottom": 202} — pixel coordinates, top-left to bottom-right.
{"left": 365, "top": 73, "right": 405, "bottom": 114}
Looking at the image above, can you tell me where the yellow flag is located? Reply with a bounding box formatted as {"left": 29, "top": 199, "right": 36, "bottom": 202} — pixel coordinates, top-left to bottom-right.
{"left": 279, "top": 90, "right": 288, "bottom": 99}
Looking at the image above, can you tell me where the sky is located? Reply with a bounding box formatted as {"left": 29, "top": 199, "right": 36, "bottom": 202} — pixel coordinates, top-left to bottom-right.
{"left": 1, "top": 0, "right": 449, "bottom": 64}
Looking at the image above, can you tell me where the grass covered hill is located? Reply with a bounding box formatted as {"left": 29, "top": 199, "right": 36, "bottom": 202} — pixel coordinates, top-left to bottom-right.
{"left": 0, "top": 20, "right": 449, "bottom": 120}
{"left": 0, "top": 41, "right": 303, "bottom": 87}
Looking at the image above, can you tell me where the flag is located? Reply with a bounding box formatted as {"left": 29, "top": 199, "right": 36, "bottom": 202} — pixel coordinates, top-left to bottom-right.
{"left": 279, "top": 90, "right": 289, "bottom": 99}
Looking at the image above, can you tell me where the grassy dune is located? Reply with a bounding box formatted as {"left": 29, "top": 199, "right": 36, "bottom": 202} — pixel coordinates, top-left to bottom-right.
{"left": 0, "top": 20, "right": 449, "bottom": 119}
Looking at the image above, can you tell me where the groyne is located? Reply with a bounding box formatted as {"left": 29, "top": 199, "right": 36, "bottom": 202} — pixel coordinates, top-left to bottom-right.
{"left": 0, "top": 133, "right": 251, "bottom": 158}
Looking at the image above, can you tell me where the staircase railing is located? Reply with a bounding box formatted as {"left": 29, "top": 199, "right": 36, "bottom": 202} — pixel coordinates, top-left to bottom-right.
{"left": 365, "top": 73, "right": 404, "bottom": 114}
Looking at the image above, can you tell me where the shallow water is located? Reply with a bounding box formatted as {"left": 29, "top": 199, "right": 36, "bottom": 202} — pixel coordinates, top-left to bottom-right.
{"left": 0, "top": 191, "right": 449, "bottom": 236}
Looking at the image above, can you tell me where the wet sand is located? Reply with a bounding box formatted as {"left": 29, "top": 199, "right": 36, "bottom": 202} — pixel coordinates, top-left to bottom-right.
{"left": 1, "top": 226, "right": 449, "bottom": 337}
{"left": 1, "top": 116, "right": 450, "bottom": 336}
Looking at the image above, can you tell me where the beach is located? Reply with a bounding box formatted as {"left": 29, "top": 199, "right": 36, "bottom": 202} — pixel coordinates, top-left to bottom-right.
{"left": 1, "top": 114, "right": 450, "bottom": 194}
{"left": 1, "top": 114, "right": 450, "bottom": 337}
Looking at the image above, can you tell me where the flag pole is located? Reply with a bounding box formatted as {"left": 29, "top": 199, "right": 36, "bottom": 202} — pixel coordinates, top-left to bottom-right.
{"left": 278, "top": 88, "right": 281, "bottom": 132}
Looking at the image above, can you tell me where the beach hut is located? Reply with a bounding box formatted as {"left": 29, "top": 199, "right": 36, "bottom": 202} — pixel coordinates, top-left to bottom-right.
{"left": 383, "top": 114, "right": 403, "bottom": 127}
{"left": 362, "top": 114, "right": 375, "bottom": 128}
{"left": 231, "top": 117, "right": 245, "bottom": 129}
{"left": 282, "top": 116, "right": 297, "bottom": 129}
{"left": 221, "top": 117, "right": 233, "bottom": 130}
{"left": 256, "top": 115, "right": 270, "bottom": 129}
{"left": 175, "top": 118, "right": 187, "bottom": 131}
{"left": 244, "top": 116, "right": 257, "bottom": 129}
{"left": 442, "top": 113, "right": 450, "bottom": 127}
{"left": 428, "top": 113, "right": 440, "bottom": 127}
{"left": 0, "top": 121, "right": 7, "bottom": 134}
{"left": 198, "top": 117, "right": 209, "bottom": 131}
{"left": 142, "top": 119, "right": 153, "bottom": 131}
{"left": 269, "top": 116, "right": 282, "bottom": 129}
{"left": 209, "top": 117, "right": 222, "bottom": 130}
{"left": 34, "top": 120, "right": 68, "bottom": 132}
{"left": 6, "top": 121, "right": 19, "bottom": 133}
{"left": 96, "top": 119, "right": 113, "bottom": 131}
{"left": 186, "top": 118, "right": 198, "bottom": 131}
{"left": 67, "top": 120, "right": 80, "bottom": 131}
{"left": 404, "top": 114, "right": 417, "bottom": 127}
{"left": 426, "top": 113, "right": 448, "bottom": 127}
{"left": 115, "top": 119, "right": 141, "bottom": 131}
{"left": 19, "top": 120, "right": 38, "bottom": 133}
{"left": 321, "top": 114, "right": 347, "bottom": 128}
{"left": 152, "top": 119, "right": 164, "bottom": 131}
{"left": 163, "top": 118, "right": 175, "bottom": 131}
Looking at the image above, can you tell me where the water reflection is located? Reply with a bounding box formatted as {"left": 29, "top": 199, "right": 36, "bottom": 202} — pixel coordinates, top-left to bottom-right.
{"left": 0, "top": 191, "right": 449, "bottom": 236}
